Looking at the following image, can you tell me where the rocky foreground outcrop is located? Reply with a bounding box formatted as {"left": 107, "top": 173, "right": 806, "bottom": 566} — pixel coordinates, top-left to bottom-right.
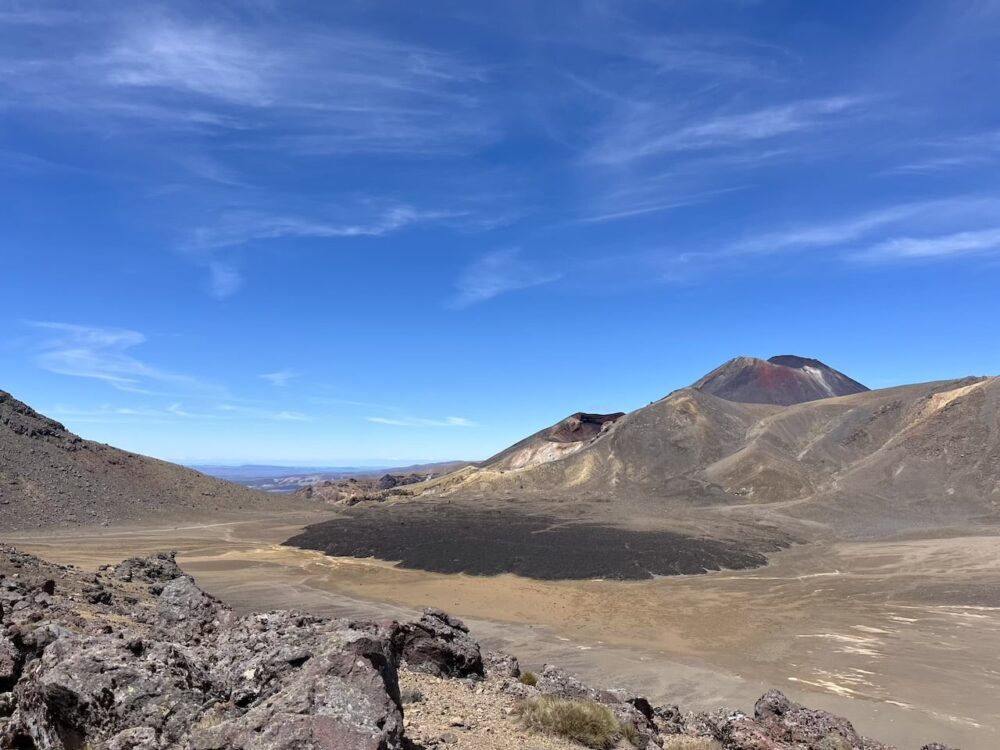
{"left": 0, "top": 545, "right": 957, "bottom": 750}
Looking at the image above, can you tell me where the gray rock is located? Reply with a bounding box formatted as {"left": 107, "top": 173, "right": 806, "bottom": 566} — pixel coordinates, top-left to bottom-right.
{"left": 106, "top": 726, "right": 159, "bottom": 750}
{"left": 482, "top": 649, "right": 520, "bottom": 679}
{"left": 0, "top": 634, "right": 21, "bottom": 691}
{"left": 753, "top": 689, "right": 864, "bottom": 748}
{"left": 8, "top": 634, "right": 209, "bottom": 747}
{"left": 113, "top": 551, "right": 186, "bottom": 586}
{"left": 155, "top": 575, "right": 230, "bottom": 640}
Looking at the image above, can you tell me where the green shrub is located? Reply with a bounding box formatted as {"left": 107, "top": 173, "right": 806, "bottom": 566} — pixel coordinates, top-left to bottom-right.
{"left": 516, "top": 696, "right": 621, "bottom": 749}
{"left": 661, "top": 737, "right": 723, "bottom": 750}
{"left": 518, "top": 671, "right": 538, "bottom": 686}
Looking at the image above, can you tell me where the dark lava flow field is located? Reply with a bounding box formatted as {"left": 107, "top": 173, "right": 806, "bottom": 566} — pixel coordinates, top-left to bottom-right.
{"left": 283, "top": 505, "right": 785, "bottom": 580}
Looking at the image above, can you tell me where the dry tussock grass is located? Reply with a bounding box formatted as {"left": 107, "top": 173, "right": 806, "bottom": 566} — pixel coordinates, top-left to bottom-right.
{"left": 516, "top": 696, "right": 622, "bottom": 749}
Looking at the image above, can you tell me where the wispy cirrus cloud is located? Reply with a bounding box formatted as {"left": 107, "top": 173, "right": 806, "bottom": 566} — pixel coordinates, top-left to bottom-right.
{"left": 888, "top": 129, "right": 1000, "bottom": 175}
{"left": 451, "top": 248, "right": 561, "bottom": 308}
{"left": 0, "top": 12, "right": 496, "bottom": 154}
{"left": 579, "top": 186, "right": 746, "bottom": 224}
{"left": 45, "top": 401, "right": 309, "bottom": 424}
{"left": 586, "top": 96, "right": 865, "bottom": 166}
{"left": 100, "top": 21, "right": 275, "bottom": 107}
{"left": 259, "top": 370, "right": 297, "bottom": 387}
{"left": 27, "top": 321, "right": 216, "bottom": 395}
{"left": 367, "top": 415, "right": 476, "bottom": 428}
{"left": 726, "top": 203, "right": 935, "bottom": 257}
{"left": 614, "top": 32, "right": 788, "bottom": 80}
{"left": 724, "top": 196, "right": 1000, "bottom": 258}
{"left": 217, "top": 404, "right": 310, "bottom": 422}
{"left": 853, "top": 227, "right": 1000, "bottom": 263}
{"left": 190, "top": 205, "right": 462, "bottom": 251}
{"left": 557, "top": 195, "right": 1000, "bottom": 290}
{"left": 207, "top": 261, "right": 243, "bottom": 299}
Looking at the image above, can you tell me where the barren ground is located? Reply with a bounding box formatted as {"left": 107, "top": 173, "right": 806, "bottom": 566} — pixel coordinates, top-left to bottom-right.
{"left": 7, "top": 515, "right": 998, "bottom": 750}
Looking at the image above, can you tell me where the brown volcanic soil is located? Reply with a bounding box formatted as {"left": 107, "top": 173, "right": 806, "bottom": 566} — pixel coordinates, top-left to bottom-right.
{"left": 0, "top": 389, "right": 312, "bottom": 531}
{"left": 9, "top": 519, "right": 999, "bottom": 749}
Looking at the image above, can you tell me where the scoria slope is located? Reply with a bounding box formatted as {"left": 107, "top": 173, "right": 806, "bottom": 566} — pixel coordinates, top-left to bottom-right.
{"left": 0, "top": 389, "right": 308, "bottom": 532}
{"left": 693, "top": 355, "right": 869, "bottom": 405}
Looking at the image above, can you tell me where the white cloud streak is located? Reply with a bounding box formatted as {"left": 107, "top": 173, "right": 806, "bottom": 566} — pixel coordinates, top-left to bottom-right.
{"left": 260, "top": 370, "right": 297, "bottom": 387}
{"left": 725, "top": 197, "right": 1000, "bottom": 257}
{"left": 192, "top": 206, "right": 462, "bottom": 251}
{"left": 854, "top": 227, "right": 1000, "bottom": 262}
{"left": 217, "top": 404, "right": 310, "bottom": 421}
{"left": 46, "top": 401, "right": 310, "bottom": 424}
{"left": 28, "top": 321, "right": 212, "bottom": 394}
{"left": 207, "top": 261, "right": 243, "bottom": 298}
{"left": 367, "top": 416, "right": 476, "bottom": 428}
{"left": 451, "top": 248, "right": 561, "bottom": 308}
{"left": 0, "top": 13, "right": 496, "bottom": 154}
{"left": 587, "top": 96, "right": 865, "bottom": 165}
{"left": 888, "top": 129, "right": 1000, "bottom": 174}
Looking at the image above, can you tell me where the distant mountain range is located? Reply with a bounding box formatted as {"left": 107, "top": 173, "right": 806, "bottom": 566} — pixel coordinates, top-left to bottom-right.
{"left": 195, "top": 461, "right": 471, "bottom": 493}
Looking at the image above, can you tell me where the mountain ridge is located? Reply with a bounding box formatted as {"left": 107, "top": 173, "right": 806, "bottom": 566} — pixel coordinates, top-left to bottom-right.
{"left": 406, "top": 367, "right": 1000, "bottom": 543}
{"left": 0, "top": 389, "right": 307, "bottom": 532}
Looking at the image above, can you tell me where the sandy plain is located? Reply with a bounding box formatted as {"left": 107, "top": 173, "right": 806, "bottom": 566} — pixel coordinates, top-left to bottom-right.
{"left": 7, "top": 513, "right": 999, "bottom": 750}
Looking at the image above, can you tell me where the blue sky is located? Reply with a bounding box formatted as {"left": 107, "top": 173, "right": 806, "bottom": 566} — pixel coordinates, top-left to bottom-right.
{"left": 2, "top": 1, "right": 1000, "bottom": 464}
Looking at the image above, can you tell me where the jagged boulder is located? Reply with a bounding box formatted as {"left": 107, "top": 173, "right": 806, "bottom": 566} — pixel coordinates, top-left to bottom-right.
{"left": 482, "top": 649, "right": 520, "bottom": 679}
{"left": 394, "top": 608, "right": 483, "bottom": 678}
{"left": 113, "top": 551, "right": 185, "bottom": 587}
{"left": 7, "top": 634, "right": 210, "bottom": 748}
{"left": 154, "top": 575, "right": 230, "bottom": 641}
{"left": 751, "top": 689, "right": 864, "bottom": 748}
{"left": 535, "top": 664, "right": 626, "bottom": 705}
{"left": 188, "top": 645, "right": 403, "bottom": 749}
{"left": 1, "top": 552, "right": 407, "bottom": 750}
{"left": 0, "top": 634, "right": 21, "bottom": 691}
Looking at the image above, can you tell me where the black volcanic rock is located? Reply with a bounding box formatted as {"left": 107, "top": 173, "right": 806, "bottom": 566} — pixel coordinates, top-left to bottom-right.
{"left": 692, "top": 355, "right": 869, "bottom": 406}
{"left": 394, "top": 608, "right": 483, "bottom": 678}
{"left": 284, "top": 505, "right": 780, "bottom": 580}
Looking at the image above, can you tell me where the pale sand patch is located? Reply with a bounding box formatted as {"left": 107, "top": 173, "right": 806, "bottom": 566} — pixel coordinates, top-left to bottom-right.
{"left": 7, "top": 518, "right": 1000, "bottom": 750}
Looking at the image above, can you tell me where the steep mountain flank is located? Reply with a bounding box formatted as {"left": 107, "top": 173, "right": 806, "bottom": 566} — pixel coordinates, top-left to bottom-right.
{"left": 410, "top": 375, "right": 1000, "bottom": 541}
{"left": 693, "top": 355, "right": 869, "bottom": 405}
{"left": 482, "top": 412, "right": 625, "bottom": 471}
{"left": 0, "top": 389, "right": 306, "bottom": 531}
